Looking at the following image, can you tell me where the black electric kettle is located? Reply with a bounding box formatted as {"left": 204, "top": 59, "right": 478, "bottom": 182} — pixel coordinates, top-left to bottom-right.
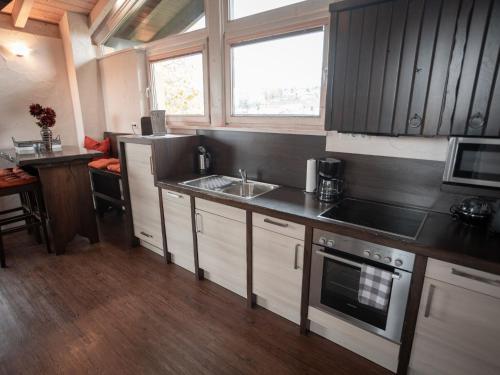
{"left": 196, "top": 146, "right": 212, "bottom": 175}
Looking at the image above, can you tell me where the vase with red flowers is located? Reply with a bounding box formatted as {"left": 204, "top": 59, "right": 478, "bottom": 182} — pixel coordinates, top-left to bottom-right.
{"left": 29, "top": 104, "right": 56, "bottom": 152}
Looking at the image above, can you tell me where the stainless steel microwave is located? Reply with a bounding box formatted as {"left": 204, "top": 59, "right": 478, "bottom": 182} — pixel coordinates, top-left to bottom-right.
{"left": 443, "top": 138, "right": 500, "bottom": 188}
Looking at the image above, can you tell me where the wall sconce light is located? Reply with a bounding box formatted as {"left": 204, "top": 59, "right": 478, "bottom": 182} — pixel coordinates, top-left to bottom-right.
{"left": 9, "top": 43, "right": 31, "bottom": 57}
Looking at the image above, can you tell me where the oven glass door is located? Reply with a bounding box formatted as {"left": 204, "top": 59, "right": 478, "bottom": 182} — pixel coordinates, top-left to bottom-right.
{"left": 453, "top": 143, "right": 500, "bottom": 184}
{"left": 319, "top": 249, "right": 392, "bottom": 330}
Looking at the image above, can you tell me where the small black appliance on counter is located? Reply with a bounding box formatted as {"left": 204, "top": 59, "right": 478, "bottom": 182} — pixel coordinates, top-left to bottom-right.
{"left": 140, "top": 116, "right": 153, "bottom": 135}
{"left": 196, "top": 146, "right": 212, "bottom": 175}
{"left": 316, "top": 158, "right": 344, "bottom": 203}
{"left": 450, "top": 197, "right": 492, "bottom": 227}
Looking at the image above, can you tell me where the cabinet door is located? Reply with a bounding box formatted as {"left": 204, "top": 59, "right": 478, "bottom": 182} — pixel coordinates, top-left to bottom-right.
{"left": 253, "top": 226, "right": 304, "bottom": 324}
{"left": 441, "top": 0, "right": 500, "bottom": 136}
{"left": 409, "top": 278, "right": 500, "bottom": 375}
{"left": 125, "top": 143, "right": 163, "bottom": 251}
{"left": 163, "top": 190, "right": 194, "bottom": 273}
{"left": 195, "top": 209, "right": 247, "bottom": 297}
{"left": 326, "top": 0, "right": 408, "bottom": 134}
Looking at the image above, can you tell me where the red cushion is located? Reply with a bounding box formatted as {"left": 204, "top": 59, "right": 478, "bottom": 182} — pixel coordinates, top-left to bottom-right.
{"left": 84, "top": 136, "right": 110, "bottom": 154}
{"left": 0, "top": 168, "right": 37, "bottom": 188}
{"left": 88, "top": 158, "right": 119, "bottom": 170}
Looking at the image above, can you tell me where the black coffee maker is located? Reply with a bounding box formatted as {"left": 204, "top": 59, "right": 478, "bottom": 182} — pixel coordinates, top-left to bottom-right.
{"left": 316, "top": 158, "right": 344, "bottom": 203}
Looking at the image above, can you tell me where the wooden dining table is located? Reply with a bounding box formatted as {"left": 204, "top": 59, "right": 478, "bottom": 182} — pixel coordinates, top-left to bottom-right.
{"left": 0, "top": 146, "right": 102, "bottom": 255}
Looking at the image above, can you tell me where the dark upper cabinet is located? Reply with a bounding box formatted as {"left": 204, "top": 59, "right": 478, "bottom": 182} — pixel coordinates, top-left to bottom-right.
{"left": 325, "top": 0, "right": 500, "bottom": 137}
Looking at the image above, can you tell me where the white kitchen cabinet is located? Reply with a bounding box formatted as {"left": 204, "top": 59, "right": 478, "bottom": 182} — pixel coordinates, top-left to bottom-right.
{"left": 252, "top": 217, "right": 304, "bottom": 324}
{"left": 125, "top": 142, "right": 163, "bottom": 254}
{"left": 195, "top": 198, "right": 246, "bottom": 297}
{"left": 409, "top": 259, "right": 500, "bottom": 375}
{"left": 162, "top": 190, "right": 194, "bottom": 272}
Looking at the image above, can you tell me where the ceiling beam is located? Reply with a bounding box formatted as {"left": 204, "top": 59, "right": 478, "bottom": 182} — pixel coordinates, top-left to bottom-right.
{"left": 89, "top": 0, "right": 115, "bottom": 35}
{"left": 11, "top": 0, "right": 34, "bottom": 28}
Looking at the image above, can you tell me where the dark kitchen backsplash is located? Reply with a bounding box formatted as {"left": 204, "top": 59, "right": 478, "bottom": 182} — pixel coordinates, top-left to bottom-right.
{"left": 197, "top": 130, "right": 495, "bottom": 214}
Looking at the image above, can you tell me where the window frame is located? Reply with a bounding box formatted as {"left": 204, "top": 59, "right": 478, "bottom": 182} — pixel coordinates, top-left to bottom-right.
{"left": 224, "top": 17, "right": 330, "bottom": 129}
{"left": 148, "top": 38, "right": 210, "bottom": 125}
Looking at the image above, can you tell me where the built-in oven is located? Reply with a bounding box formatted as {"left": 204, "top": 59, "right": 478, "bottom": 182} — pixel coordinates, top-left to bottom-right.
{"left": 443, "top": 137, "right": 500, "bottom": 188}
{"left": 310, "top": 230, "right": 415, "bottom": 344}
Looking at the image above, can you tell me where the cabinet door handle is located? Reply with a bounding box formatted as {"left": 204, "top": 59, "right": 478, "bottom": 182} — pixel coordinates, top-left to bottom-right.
{"left": 408, "top": 113, "right": 423, "bottom": 128}
{"left": 468, "top": 112, "right": 485, "bottom": 129}
{"left": 263, "top": 218, "right": 288, "bottom": 228}
{"left": 195, "top": 213, "right": 202, "bottom": 233}
{"left": 424, "top": 284, "right": 435, "bottom": 318}
{"left": 167, "top": 192, "right": 183, "bottom": 199}
{"left": 140, "top": 231, "right": 153, "bottom": 238}
{"left": 149, "top": 156, "right": 154, "bottom": 175}
{"left": 451, "top": 268, "right": 500, "bottom": 287}
{"left": 293, "top": 244, "right": 301, "bottom": 270}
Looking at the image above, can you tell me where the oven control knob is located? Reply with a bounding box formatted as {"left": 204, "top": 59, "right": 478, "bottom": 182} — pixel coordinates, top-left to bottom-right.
{"left": 373, "top": 253, "right": 381, "bottom": 261}
{"left": 318, "top": 237, "right": 327, "bottom": 245}
{"left": 326, "top": 240, "right": 335, "bottom": 247}
{"left": 395, "top": 259, "right": 403, "bottom": 267}
{"left": 384, "top": 256, "right": 392, "bottom": 263}
{"left": 363, "top": 250, "right": 371, "bottom": 257}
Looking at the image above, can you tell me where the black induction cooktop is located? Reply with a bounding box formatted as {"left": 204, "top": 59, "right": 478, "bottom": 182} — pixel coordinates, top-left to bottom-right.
{"left": 319, "top": 198, "right": 428, "bottom": 240}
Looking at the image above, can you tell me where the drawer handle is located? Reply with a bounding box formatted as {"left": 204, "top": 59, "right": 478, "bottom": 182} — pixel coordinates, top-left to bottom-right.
{"left": 263, "top": 218, "right": 289, "bottom": 228}
{"left": 167, "top": 192, "right": 183, "bottom": 199}
{"left": 451, "top": 268, "right": 500, "bottom": 287}
{"left": 149, "top": 156, "right": 154, "bottom": 175}
{"left": 140, "top": 231, "right": 153, "bottom": 238}
{"left": 424, "top": 284, "right": 435, "bottom": 318}
{"left": 294, "top": 244, "right": 301, "bottom": 270}
{"left": 195, "top": 213, "right": 202, "bottom": 233}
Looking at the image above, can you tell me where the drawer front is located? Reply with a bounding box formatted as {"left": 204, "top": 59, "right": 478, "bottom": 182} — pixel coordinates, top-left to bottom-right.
{"left": 253, "top": 213, "right": 305, "bottom": 241}
{"left": 426, "top": 259, "right": 500, "bottom": 300}
{"left": 125, "top": 143, "right": 152, "bottom": 164}
{"left": 163, "top": 189, "right": 190, "bottom": 207}
{"left": 195, "top": 198, "right": 246, "bottom": 223}
{"left": 164, "top": 198, "right": 194, "bottom": 272}
{"left": 253, "top": 226, "right": 304, "bottom": 324}
{"left": 196, "top": 209, "right": 247, "bottom": 297}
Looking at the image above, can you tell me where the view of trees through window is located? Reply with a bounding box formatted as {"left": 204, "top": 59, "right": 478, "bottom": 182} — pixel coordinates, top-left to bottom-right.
{"left": 231, "top": 28, "right": 324, "bottom": 116}
{"left": 151, "top": 53, "right": 205, "bottom": 116}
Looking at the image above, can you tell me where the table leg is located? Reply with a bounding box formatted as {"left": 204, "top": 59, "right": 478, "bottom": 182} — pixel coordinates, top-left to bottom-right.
{"left": 37, "top": 161, "right": 99, "bottom": 254}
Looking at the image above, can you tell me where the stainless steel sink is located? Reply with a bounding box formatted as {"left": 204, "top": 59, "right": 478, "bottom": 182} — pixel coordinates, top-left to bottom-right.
{"left": 180, "top": 175, "right": 279, "bottom": 199}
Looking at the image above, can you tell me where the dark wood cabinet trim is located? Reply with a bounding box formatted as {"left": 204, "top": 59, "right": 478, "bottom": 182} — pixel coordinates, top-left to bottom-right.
{"left": 118, "top": 141, "right": 139, "bottom": 247}
{"left": 300, "top": 226, "right": 313, "bottom": 335}
{"left": 158, "top": 188, "right": 171, "bottom": 263}
{"left": 246, "top": 211, "right": 255, "bottom": 308}
{"left": 397, "top": 255, "right": 427, "bottom": 375}
{"left": 330, "top": 0, "right": 394, "bottom": 12}
{"left": 191, "top": 195, "right": 204, "bottom": 280}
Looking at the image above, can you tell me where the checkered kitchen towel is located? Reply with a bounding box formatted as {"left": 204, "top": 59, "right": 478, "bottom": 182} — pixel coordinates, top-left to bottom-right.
{"left": 358, "top": 265, "right": 393, "bottom": 311}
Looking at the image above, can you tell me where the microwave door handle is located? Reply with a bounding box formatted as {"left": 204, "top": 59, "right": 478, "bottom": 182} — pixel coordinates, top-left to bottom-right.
{"left": 315, "top": 250, "right": 401, "bottom": 280}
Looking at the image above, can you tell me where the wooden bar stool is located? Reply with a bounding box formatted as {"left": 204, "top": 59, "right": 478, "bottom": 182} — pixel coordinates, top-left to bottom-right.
{"left": 0, "top": 167, "right": 51, "bottom": 268}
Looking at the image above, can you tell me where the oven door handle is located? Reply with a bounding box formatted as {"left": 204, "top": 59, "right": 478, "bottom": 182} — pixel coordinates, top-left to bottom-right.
{"left": 315, "top": 250, "right": 401, "bottom": 280}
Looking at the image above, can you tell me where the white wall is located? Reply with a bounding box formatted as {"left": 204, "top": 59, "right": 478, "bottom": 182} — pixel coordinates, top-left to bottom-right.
{"left": 59, "top": 12, "right": 106, "bottom": 144}
{"left": 99, "top": 48, "right": 148, "bottom": 133}
{"left": 325, "top": 131, "right": 449, "bottom": 161}
{"left": 0, "top": 23, "right": 77, "bottom": 148}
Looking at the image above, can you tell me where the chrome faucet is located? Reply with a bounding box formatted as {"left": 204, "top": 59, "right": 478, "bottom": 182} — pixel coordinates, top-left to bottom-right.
{"left": 238, "top": 169, "right": 247, "bottom": 184}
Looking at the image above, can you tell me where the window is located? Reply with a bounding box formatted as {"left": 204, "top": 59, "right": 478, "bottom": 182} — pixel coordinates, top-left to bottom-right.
{"left": 150, "top": 52, "right": 207, "bottom": 118}
{"left": 104, "top": 0, "right": 206, "bottom": 54}
{"left": 229, "top": 28, "right": 325, "bottom": 119}
{"left": 229, "top": 0, "right": 305, "bottom": 20}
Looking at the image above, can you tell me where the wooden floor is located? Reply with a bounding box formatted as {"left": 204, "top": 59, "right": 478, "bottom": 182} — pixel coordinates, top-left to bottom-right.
{"left": 0, "top": 214, "right": 390, "bottom": 375}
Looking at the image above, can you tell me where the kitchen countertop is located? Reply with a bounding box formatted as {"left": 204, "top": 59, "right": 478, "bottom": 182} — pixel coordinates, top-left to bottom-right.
{"left": 0, "top": 146, "right": 102, "bottom": 167}
{"left": 157, "top": 175, "right": 500, "bottom": 275}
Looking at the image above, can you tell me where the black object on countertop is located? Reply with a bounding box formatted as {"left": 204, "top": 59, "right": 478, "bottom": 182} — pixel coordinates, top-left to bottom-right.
{"left": 319, "top": 198, "right": 428, "bottom": 240}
